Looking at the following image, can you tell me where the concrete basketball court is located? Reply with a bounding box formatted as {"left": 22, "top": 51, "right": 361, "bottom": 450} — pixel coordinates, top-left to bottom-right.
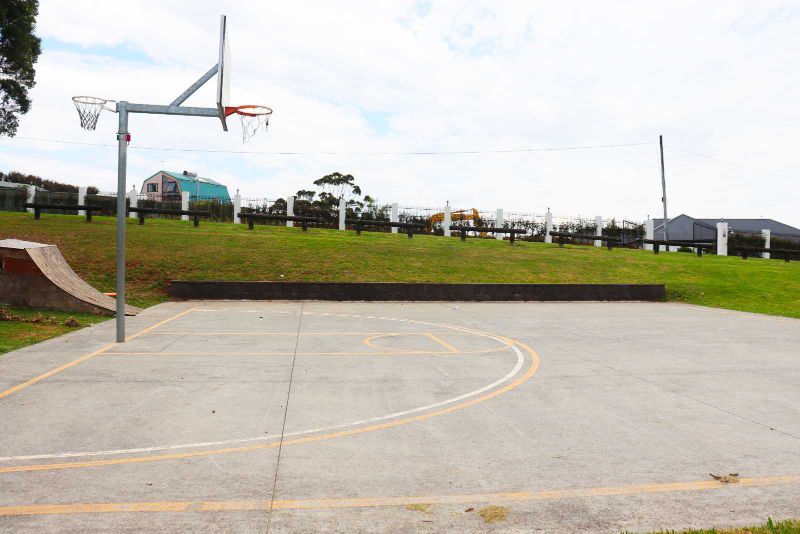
{"left": 1, "top": 301, "right": 798, "bottom": 533}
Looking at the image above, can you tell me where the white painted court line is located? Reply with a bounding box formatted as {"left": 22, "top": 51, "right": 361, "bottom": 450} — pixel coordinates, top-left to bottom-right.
{"left": 0, "top": 312, "right": 524, "bottom": 463}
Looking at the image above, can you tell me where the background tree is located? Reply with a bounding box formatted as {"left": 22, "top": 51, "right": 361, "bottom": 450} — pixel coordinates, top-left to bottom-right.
{"left": 0, "top": 0, "right": 42, "bottom": 137}
{"left": 313, "top": 172, "right": 361, "bottom": 205}
{"left": 261, "top": 172, "right": 390, "bottom": 223}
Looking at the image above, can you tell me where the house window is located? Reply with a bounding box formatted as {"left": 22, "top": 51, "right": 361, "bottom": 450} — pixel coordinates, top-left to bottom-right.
{"left": 146, "top": 183, "right": 157, "bottom": 192}
{"left": 164, "top": 181, "right": 178, "bottom": 193}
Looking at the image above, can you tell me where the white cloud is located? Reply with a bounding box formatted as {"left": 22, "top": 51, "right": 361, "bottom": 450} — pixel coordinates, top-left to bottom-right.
{"left": 0, "top": 0, "right": 797, "bottom": 226}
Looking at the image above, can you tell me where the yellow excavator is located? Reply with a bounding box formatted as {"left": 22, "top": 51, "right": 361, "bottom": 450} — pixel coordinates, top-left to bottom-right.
{"left": 429, "top": 208, "right": 481, "bottom": 225}
{"left": 429, "top": 208, "right": 487, "bottom": 236}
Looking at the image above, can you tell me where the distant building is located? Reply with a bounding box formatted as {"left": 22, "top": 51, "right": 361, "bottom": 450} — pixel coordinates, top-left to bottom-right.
{"left": 653, "top": 214, "right": 800, "bottom": 241}
{"left": 140, "top": 170, "right": 230, "bottom": 202}
{"left": 0, "top": 180, "right": 45, "bottom": 192}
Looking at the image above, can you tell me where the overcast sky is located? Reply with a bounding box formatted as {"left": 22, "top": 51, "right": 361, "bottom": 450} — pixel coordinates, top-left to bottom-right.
{"left": 1, "top": 1, "right": 798, "bottom": 226}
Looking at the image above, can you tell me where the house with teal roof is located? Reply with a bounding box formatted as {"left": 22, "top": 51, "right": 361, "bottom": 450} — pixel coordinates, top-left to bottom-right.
{"left": 140, "top": 170, "right": 231, "bottom": 202}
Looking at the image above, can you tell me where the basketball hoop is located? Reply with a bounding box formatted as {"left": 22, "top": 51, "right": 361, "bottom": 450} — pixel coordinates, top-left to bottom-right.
{"left": 225, "top": 105, "right": 272, "bottom": 143}
{"left": 72, "top": 96, "right": 115, "bottom": 131}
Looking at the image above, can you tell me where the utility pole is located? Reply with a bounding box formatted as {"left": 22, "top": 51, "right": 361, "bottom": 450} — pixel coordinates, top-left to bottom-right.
{"left": 659, "top": 135, "right": 669, "bottom": 242}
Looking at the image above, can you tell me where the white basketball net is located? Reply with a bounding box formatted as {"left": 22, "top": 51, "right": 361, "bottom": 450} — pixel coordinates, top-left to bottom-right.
{"left": 232, "top": 105, "right": 272, "bottom": 143}
{"left": 72, "top": 96, "right": 114, "bottom": 131}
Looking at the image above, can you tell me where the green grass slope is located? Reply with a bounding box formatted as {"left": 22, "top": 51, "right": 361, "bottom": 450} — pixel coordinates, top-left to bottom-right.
{"left": 0, "top": 306, "right": 107, "bottom": 355}
{"left": 1, "top": 211, "right": 798, "bottom": 317}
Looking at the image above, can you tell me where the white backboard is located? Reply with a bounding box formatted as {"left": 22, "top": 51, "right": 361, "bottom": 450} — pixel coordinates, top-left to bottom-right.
{"left": 217, "top": 14, "right": 231, "bottom": 131}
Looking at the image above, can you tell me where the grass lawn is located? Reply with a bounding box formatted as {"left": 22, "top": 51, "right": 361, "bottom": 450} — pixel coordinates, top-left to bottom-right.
{"left": 1, "top": 211, "right": 799, "bottom": 317}
{"left": 636, "top": 518, "right": 800, "bottom": 533}
{"left": 0, "top": 305, "right": 108, "bottom": 355}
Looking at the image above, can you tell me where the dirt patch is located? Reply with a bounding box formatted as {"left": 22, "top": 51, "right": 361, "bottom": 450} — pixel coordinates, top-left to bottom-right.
{"left": 27, "top": 314, "right": 57, "bottom": 325}
{"left": 710, "top": 473, "right": 739, "bottom": 483}
{"left": 0, "top": 307, "right": 57, "bottom": 325}
{"left": 0, "top": 307, "right": 84, "bottom": 328}
{"left": 478, "top": 505, "right": 508, "bottom": 524}
{"left": 0, "top": 307, "right": 21, "bottom": 321}
{"left": 405, "top": 503, "right": 431, "bottom": 513}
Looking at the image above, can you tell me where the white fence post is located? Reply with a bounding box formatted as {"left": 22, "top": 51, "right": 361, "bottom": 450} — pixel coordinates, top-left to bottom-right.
{"left": 496, "top": 209, "right": 504, "bottom": 240}
{"left": 443, "top": 204, "right": 452, "bottom": 237}
{"left": 128, "top": 186, "right": 137, "bottom": 219}
{"left": 233, "top": 190, "right": 241, "bottom": 224}
{"left": 762, "top": 229, "right": 771, "bottom": 259}
{"left": 644, "top": 219, "right": 654, "bottom": 251}
{"left": 181, "top": 191, "right": 190, "bottom": 221}
{"left": 286, "top": 196, "right": 295, "bottom": 227}
{"left": 716, "top": 222, "right": 728, "bottom": 256}
{"left": 390, "top": 203, "right": 399, "bottom": 234}
{"left": 338, "top": 199, "right": 346, "bottom": 230}
{"left": 544, "top": 209, "right": 553, "bottom": 243}
{"left": 77, "top": 187, "right": 87, "bottom": 216}
{"left": 594, "top": 215, "right": 603, "bottom": 247}
{"left": 26, "top": 185, "right": 36, "bottom": 213}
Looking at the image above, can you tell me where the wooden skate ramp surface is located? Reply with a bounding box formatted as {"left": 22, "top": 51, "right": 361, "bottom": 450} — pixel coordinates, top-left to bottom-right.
{"left": 0, "top": 239, "right": 139, "bottom": 316}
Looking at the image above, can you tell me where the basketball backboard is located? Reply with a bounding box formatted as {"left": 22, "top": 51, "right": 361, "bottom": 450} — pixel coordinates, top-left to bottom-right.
{"left": 217, "top": 14, "right": 231, "bottom": 131}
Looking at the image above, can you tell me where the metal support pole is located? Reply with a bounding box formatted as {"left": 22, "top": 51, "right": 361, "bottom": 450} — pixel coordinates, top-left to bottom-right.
{"left": 659, "top": 135, "right": 669, "bottom": 242}
{"left": 170, "top": 64, "right": 219, "bottom": 107}
{"left": 115, "top": 102, "right": 129, "bottom": 343}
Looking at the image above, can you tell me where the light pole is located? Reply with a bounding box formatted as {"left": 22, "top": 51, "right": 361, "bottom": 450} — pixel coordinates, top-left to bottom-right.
{"left": 659, "top": 135, "right": 669, "bottom": 242}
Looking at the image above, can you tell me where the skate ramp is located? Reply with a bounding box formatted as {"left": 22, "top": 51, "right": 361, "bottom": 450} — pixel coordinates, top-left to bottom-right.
{"left": 0, "top": 239, "right": 140, "bottom": 316}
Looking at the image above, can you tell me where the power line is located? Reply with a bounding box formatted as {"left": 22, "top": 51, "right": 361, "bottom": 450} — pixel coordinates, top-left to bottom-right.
{"left": 7, "top": 136, "right": 652, "bottom": 156}
{"left": 666, "top": 144, "right": 800, "bottom": 184}
{"left": 7, "top": 136, "right": 797, "bottom": 184}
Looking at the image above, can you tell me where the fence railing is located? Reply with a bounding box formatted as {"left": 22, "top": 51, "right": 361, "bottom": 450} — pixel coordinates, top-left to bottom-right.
{"left": 9, "top": 187, "right": 800, "bottom": 261}
{"left": 0, "top": 187, "right": 29, "bottom": 212}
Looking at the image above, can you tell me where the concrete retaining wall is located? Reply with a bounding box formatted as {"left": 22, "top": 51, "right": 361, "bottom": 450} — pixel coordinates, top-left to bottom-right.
{"left": 169, "top": 281, "right": 666, "bottom": 302}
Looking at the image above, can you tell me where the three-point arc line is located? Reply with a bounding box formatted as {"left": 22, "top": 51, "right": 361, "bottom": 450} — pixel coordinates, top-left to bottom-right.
{"left": 0, "top": 309, "right": 538, "bottom": 474}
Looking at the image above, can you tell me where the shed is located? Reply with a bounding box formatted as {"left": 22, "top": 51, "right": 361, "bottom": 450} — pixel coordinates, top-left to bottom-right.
{"left": 140, "top": 170, "right": 230, "bottom": 202}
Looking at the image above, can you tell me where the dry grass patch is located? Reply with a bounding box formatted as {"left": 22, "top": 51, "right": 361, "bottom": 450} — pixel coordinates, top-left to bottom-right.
{"left": 478, "top": 505, "right": 508, "bottom": 524}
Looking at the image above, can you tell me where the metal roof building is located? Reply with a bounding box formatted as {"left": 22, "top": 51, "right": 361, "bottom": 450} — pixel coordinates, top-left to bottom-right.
{"left": 653, "top": 214, "right": 800, "bottom": 241}
{"left": 140, "top": 170, "right": 231, "bottom": 202}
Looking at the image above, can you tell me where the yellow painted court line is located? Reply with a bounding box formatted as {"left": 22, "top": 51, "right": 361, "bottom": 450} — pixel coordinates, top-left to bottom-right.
{"left": 123, "top": 308, "right": 200, "bottom": 342}
{"left": 425, "top": 333, "right": 459, "bottom": 353}
{"left": 147, "top": 332, "right": 478, "bottom": 336}
{"left": 0, "top": 340, "right": 538, "bottom": 474}
{"left": 104, "top": 351, "right": 456, "bottom": 356}
{"left": 101, "top": 347, "right": 510, "bottom": 357}
{"left": 1, "top": 475, "right": 797, "bottom": 516}
{"left": 361, "top": 332, "right": 506, "bottom": 354}
{"left": 0, "top": 344, "right": 115, "bottom": 401}
{"left": 0, "top": 307, "right": 197, "bottom": 401}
